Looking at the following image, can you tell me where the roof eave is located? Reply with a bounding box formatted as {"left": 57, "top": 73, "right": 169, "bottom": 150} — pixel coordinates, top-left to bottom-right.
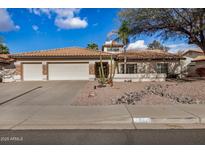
{"left": 10, "top": 55, "right": 113, "bottom": 59}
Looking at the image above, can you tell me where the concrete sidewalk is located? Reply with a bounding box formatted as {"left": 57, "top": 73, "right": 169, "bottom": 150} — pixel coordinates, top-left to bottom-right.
{"left": 1, "top": 104, "right": 205, "bottom": 130}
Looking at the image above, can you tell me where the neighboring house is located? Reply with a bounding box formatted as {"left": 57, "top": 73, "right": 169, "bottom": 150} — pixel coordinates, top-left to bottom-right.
{"left": 181, "top": 50, "right": 204, "bottom": 76}
{"left": 0, "top": 54, "right": 15, "bottom": 82}
{"left": 187, "top": 55, "right": 205, "bottom": 77}
{"left": 10, "top": 47, "right": 183, "bottom": 82}
{"left": 102, "top": 41, "right": 123, "bottom": 53}
{"left": 0, "top": 54, "right": 14, "bottom": 70}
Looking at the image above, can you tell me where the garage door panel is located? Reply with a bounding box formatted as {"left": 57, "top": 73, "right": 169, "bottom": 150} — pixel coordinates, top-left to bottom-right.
{"left": 23, "top": 64, "right": 43, "bottom": 81}
{"left": 48, "top": 63, "right": 89, "bottom": 80}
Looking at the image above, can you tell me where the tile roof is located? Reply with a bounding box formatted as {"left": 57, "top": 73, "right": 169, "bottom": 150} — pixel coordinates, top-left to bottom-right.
{"left": 10, "top": 47, "right": 183, "bottom": 60}
{"left": 116, "top": 50, "right": 183, "bottom": 60}
{"left": 192, "top": 55, "right": 205, "bottom": 62}
{"left": 10, "top": 47, "right": 112, "bottom": 58}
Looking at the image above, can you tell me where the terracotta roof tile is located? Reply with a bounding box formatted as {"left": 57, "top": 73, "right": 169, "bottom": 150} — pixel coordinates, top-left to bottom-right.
{"left": 116, "top": 50, "right": 183, "bottom": 60}
{"left": 10, "top": 47, "right": 112, "bottom": 58}
{"left": 10, "top": 47, "right": 183, "bottom": 60}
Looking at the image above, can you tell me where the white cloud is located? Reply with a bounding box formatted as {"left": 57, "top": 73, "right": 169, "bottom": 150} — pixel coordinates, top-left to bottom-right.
{"left": 28, "top": 8, "right": 52, "bottom": 18}
{"left": 32, "top": 25, "right": 39, "bottom": 31}
{"left": 15, "top": 25, "right": 20, "bottom": 30}
{"left": 0, "top": 9, "right": 20, "bottom": 32}
{"left": 127, "top": 40, "right": 147, "bottom": 50}
{"left": 55, "top": 17, "right": 87, "bottom": 29}
{"left": 29, "top": 8, "right": 88, "bottom": 30}
{"left": 166, "top": 43, "right": 200, "bottom": 53}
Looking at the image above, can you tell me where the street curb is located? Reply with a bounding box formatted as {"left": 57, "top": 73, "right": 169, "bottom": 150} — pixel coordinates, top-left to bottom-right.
{"left": 133, "top": 117, "right": 200, "bottom": 124}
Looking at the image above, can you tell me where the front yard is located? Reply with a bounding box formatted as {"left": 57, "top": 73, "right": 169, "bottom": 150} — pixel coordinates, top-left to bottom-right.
{"left": 72, "top": 79, "right": 205, "bottom": 106}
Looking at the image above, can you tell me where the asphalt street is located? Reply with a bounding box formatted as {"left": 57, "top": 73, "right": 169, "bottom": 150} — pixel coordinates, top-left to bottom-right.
{"left": 1, "top": 129, "right": 205, "bottom": 145}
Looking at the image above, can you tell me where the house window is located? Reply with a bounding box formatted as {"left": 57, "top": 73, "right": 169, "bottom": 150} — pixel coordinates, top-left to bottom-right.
{"left": 156, "top": 63, "right": 168, "bottom": 74}
{"left": 120, "top": 64, "right": 137, "bottom": 74}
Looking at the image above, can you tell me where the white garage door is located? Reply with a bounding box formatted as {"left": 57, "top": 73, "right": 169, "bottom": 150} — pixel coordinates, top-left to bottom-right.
{"left": 23, "top": 64, "right": 43, "bottom": 81}
{"left": 48, "top": 63, "right": 89, "bottom": 80}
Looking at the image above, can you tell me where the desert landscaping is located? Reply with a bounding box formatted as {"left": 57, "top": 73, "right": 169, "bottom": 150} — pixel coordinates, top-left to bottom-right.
{"left": 72, "top": 79, "right": 205, "bottom": 106}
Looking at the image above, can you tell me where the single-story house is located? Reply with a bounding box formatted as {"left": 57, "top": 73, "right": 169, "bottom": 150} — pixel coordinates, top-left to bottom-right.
{"left": 10, "top": 48, "right": 111, "bottom": 81}
{"left": 10, "top": 47, "right": 183, "bottom": 82}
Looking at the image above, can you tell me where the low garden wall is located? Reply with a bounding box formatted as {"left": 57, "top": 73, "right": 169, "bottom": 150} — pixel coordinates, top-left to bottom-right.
{"left": 113, "top": 73, "right": 166, "bottom": 82}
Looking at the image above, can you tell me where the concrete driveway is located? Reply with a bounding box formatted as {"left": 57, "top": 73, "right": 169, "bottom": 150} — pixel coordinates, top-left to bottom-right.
{"left": 0, "top": 81, "right": 100, "bottom": 129}
{"left": 0, "top": 81, "right": 87, "bottom": 106}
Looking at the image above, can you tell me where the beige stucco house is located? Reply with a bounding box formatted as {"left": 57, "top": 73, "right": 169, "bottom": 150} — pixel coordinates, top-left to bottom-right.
{"left": 10, "top": 48, "right": 111, "bottom": 81}
{"left": 9, "top": 47, "right": 183, "bottom": 82}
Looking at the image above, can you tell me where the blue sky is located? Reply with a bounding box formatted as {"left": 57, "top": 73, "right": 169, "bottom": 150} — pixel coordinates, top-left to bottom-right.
{"left": 0, "top": 8, "right": 199, "bottom": 53}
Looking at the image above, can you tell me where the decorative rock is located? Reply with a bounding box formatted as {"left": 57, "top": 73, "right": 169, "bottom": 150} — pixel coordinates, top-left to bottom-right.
{"left": 114, "top": 83, "right": 205, "bottom": 105}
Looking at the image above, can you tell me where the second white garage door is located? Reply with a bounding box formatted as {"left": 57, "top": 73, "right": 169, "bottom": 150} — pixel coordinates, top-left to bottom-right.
{"left": 48, "top": 63, "right": 89, "bottom": 80}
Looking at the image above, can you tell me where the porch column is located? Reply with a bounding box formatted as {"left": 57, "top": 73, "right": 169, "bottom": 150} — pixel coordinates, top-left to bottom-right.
{"left": 89, "top": 61, "right": 95, "bottom": 80}
{"left": 42, "top": 61, "right": 48, "bottom": 81}
{"left": 14, "top": 61, "right": 22, "bottom": 81}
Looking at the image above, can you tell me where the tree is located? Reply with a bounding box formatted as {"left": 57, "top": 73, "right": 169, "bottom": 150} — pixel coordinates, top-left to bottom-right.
{"left": 0, "top": 36, "right": 3, "bottom": 44}
{"left": 119, "top": 8, "right": 205, "bottom": 53}
{"left": 148, "top": 40, "right": 169, "bottom": 51}
{"left": 0, "top": 44, "right": 9, "bottom": 54}
{"left": 115, "top": 21, "right": 131, "bottom": 73}
{"left": 0, "top": 36, "right": 9, "bottom": 54}
{"left": 86, "top": 43, "right": 99, "bottom": 50}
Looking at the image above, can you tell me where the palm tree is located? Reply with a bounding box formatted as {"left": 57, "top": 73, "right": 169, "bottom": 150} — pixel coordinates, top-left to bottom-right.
{"left": 0, "top": 36, "right": 9, "bottom": 54}
{"left": 115, "top": 21, "right": 130, "bottom": 74}
{"left": 0, "top": 45, "right": 9, "bottom": 54}
{"left": 86, "top": 43, "right": 99, "bottom": 50}
{"left": 0, "top": 36, "right": 4, "bottom": 43}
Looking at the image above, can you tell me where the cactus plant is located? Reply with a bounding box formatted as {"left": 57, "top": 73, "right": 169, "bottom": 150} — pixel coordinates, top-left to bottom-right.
{"left": 98, "top": 52, "right": 118, "bottom": 87}
{"left": 98, "top": 52, "right": 106, "bottom": 86}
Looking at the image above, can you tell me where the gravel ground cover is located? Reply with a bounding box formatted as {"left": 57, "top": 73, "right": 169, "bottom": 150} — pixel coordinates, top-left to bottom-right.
{"left": 72, "top": 79, "right": 205, "bottom": 106}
